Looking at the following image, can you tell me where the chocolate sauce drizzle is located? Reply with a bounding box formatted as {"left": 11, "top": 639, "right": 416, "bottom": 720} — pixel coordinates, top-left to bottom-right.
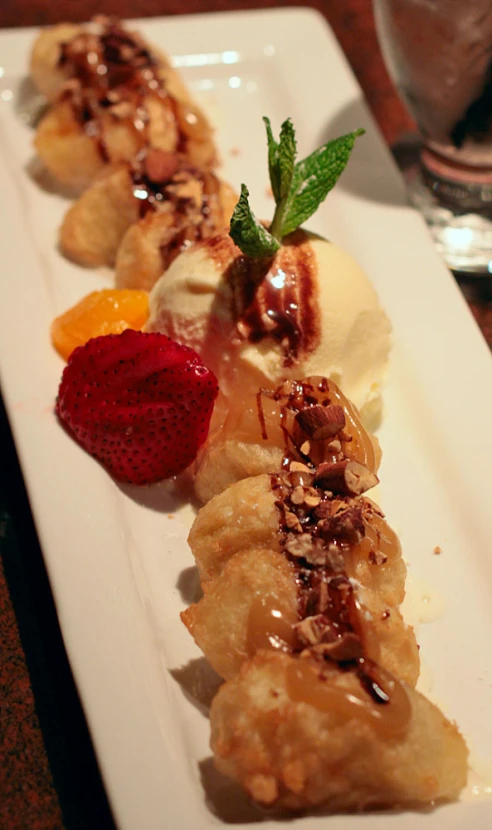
{"left": 56, "top": 17, "right": 205, "bottom": 163}
{"left": 128, "top": 149, "right": 226, "bottom": 270}
{"left": 203, "top": 231, "right": 321, "bottom": 367}
{"left": 265, "top": 378, "right": 393, "bottom": 706}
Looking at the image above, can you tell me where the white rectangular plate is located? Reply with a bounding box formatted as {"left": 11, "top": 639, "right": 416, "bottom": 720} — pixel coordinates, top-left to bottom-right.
{"left": 1, "top": 8, "right": 492, "bottom": 830}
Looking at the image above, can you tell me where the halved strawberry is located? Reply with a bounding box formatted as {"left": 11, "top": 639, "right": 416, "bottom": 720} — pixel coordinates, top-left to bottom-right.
{"left": 56, "top": 329, "right": 219, "bottom": 484}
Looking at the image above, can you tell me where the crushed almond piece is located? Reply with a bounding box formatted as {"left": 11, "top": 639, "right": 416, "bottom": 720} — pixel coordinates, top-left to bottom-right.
{"left": 110, "top": 101, "right": 133, "bottom": 119}
{"left": 327, "top": 439, "right": 342, "bottom": 452}
{"left": 290, "top": 485, "right": 306, "bottom": 505}
{"left": 368, "top": 550, "right": 388, "bottom": 566}
{"left": 295, "top": 614, "right": 330, "bottom": 646}
{"left": 304, "top": 488, "right": 321, "bottom": 508}
{"left": 310, "top": 633, "right": 363, "bottom": 662}
{"left": 284, "top": 511, "right": 302, "bottom": 532}
{"left": 144, "top": 149, "right": 179, "bottom": 183}
{"left": 295, "top": 404, "right": 346, "bottom": 440}
{"left": 285, "top": 534, "right": 326, "bottom": 564}
{"left": 290, "top": 460, "right": 312, "bottom": 474}
{"left": 314, "top": 460, "right": 379, "bottom": 496}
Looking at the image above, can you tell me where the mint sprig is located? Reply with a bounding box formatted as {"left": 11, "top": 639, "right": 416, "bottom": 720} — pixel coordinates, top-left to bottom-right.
{"left": 264, "top": 117, "right": 296, "bottom": 208}
{"left": 229, "top": 118, "right": 364, "bottom": 258}
{"left": 229, "top": 185, "right": 280, "bottom": 258}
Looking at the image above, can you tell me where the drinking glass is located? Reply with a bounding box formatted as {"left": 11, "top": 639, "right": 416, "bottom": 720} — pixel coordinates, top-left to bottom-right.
{"left": 373, "top": 0, "right": 492, "bottom": 273}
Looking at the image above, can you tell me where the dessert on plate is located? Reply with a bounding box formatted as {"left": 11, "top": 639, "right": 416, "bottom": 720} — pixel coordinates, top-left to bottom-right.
{"left": 52, "top": 117, "right": 468, "bottom": 813}
{"left": 31, "top": 16, "right": 217, "bottom": 192}
{"left": 59, "top": 147, "right": 236, "bottom": 290}
{"left": 146, "top": 119, "right": 391, "bottom": 500}
{"left": 183, "top": 373, "right": 468, "bottom": 810}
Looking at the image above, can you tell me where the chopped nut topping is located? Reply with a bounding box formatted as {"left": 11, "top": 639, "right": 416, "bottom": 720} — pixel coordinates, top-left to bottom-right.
{"left": 325, "top": 544, "right": 345, "bottom": 573}
{"left": 144, "top": 149, "right": 179, "bottom": 183}
{"left": 316, "top": 580, "right": 329, "bottom": 613}
{"left": 327, "top": 438, "right": 342, "bottom": 452}
{"left": 290, "top": 485, "right": 306, "bottom": 505}
{"left": 284, "top": 510, "right": 302, "bottom": 532}
{"left": 326, "top": 505, "right": 365, "bottom": 543}
{"left": 314, "top": 460, "right": 379, "bottom": 496}
{"left": 295, "top": 614, "right": 331, "bottom": 646}
{"left": 310, "top": 632, "right": 364, "bottom": 662}
{"left": 300, "top": 440, "right": 311, "bottom": 456}
{"left": 294, "top": 404, "right": 346, "bottom": 441}
{"left": 361, "top": 496, "right": 385, "bottom": 519}
{"left": 303, "top": 488, "right": 321, "bottom": 508}
{"left": 433, "top": 545, "right": 442, "bottom": 555}
{"left": 285, "top": 534, "right": 327, "bottom": 565}
{"left": 290, "top": 469, "right": 314, "bottom": 488}
{"left": 368, "top": 549, "right": 388, "bottom": 566}
{"left": 289, "top": 460, "right": 312, "bottom": 474}
{"left": 110, "top": 101, "right": 133, "bottom": 119}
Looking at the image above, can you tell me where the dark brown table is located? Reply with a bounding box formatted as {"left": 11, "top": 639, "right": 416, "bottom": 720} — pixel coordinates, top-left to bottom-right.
{"left": 1, "top": 3, "right": 491, "bottom": 829}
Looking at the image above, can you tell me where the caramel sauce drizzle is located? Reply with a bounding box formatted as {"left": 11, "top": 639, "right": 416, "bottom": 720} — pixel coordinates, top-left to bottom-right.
{"left": 247, "top": 376, "right": 410, "bottom": 734}
{"left": 246, "top": 597, "right": 297, "bottom": 656}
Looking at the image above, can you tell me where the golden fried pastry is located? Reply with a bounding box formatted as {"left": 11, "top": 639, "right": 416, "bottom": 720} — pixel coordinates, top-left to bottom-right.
{"left": 59, "top": 148, "right": 236, "bottom": 287}
{"left": 32, "top": 17, "right": 217, "bottom": 192}
{"left": 115, "top": 160, "right": 237, "bottom": 291}
{"left": 210, "top": 650, "right": 468, "bottom": 810}
{"left": 60, "top": 163, "right": 138, "bottom": 266}
{"left": 182, "top": 547, "right": 298, "bottom": 680}
{"left": 188, "top": 474, "right": 279, "bottom": 585}
{"left": 182, "top": 546, "right": 419, "bottom": 685}
{"left": 194, "top": 376, "right": 381, "bottom": 504}
{"left": 189, "top": 475, "right": 406, "bottom": 608}
{"left": 182, "top": 375, "right": 468, "bottom": 810}
{"left": 30, "top": 22, "right": 81, "bottom": 101}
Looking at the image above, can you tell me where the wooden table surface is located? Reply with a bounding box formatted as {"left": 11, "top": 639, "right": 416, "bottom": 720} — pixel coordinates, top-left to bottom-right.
{"left": 1, "top": 2, "right": 491, "bottom": 829}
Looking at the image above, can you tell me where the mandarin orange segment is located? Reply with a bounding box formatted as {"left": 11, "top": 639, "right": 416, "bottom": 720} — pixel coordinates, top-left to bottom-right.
{"left": 51, "top": 289, "right": 149, "bottom": 361}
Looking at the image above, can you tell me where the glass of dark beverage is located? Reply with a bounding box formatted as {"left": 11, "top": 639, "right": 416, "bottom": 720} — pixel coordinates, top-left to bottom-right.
{"left": 374, "top": 0, "right": 492, "bottom": 273}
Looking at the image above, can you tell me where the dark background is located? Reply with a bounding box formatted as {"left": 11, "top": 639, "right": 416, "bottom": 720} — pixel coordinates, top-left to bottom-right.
{"left": 1, "top": 2, "right": 491, "bottom": 829}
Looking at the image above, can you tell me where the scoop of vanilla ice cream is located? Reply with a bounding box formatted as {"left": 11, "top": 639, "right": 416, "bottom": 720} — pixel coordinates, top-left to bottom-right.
{"left": 147, "top": 229, "right": 391, "bottom": 428}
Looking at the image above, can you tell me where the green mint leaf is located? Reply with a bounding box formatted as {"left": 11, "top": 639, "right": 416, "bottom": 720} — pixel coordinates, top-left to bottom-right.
{"left": 280, "top": 128, "right": 364, "bottom": 237}
{"left": 229, "top": 184, "right": 281, "bottom": 258}
{"left": 264, "top": 116, "right": 281, "bottom": 203}
{"left": 264, "top": 117, "right": 297, "bottom": 238}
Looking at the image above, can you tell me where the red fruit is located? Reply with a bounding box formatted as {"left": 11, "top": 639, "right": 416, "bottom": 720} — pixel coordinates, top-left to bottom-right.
{"left": 56, "top": 329, "right": 219, "bottom": 484}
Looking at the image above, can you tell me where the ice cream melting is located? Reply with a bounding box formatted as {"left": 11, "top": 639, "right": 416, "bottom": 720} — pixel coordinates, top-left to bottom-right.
{"left": 147, "top": 228, "right": 391, "bottom": 428}
{"left": 201, "top": 230, "right": 320, "bottom": 365}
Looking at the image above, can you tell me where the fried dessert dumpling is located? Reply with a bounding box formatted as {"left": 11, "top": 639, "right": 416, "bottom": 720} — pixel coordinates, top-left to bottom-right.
{"left": 185, "top": 407, "right": 418, "bottom": 684}
{"left": 182, "top": 372, "right": 468, "bottom": 810}
{"left": 181, "top": 546, "right": 419, "bottom": 686}
{"left": 30, "top": 22, "right": 81, "bottom": 101}
{"left": 210, "top": 650, "right": 468, "bottom": 810}
{"left": 32, "top": 17, "right": 217, "bottom": 192}
{"left": 182, "top": 547, "right": 299, "bottom": 681}
{"left": 194, "top": 376, "right": 382, "bottom": 504}
{"left": 189, "top": 474, "right": 407, "bottom": 609}
{"left": 60, "top": 163, "right": 138, "bottom": 266}
{"left": 59, "top": 148, "right": 236, "bottom": 288}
